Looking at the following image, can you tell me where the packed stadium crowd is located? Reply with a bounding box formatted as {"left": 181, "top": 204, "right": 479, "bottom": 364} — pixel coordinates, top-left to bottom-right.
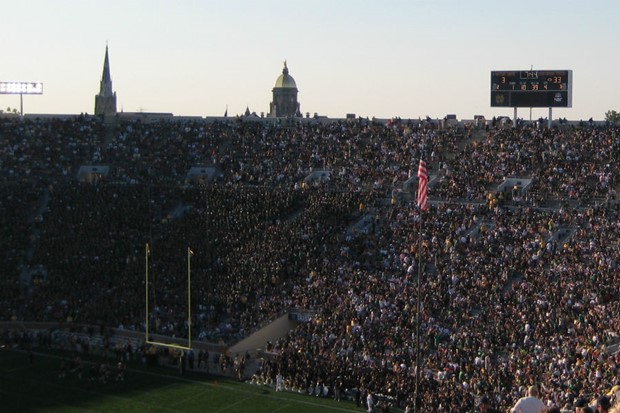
{"left": 1, "top": 114, "right": 619, "bottom": 412}
{"left": 433, "top": 126, "right": 619, "bottom": 201}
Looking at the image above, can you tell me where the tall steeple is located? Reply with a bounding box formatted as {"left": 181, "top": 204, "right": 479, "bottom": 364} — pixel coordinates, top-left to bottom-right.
{"left": 95, "top": 45, "right": 117, "bottom": 117}
{"left": 100, "top": 45, "right": 113, "bottom": 96}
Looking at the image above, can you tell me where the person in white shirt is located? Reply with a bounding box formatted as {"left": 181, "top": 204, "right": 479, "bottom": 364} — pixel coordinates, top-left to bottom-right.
{"left": 366, "top": 391, "right": 374, "bottom": 413}
{"left": 275, "top": 372, "right": 283, "bottom": 391}
{"left": 511, "top": 385, "right": 548, "bottom": 413}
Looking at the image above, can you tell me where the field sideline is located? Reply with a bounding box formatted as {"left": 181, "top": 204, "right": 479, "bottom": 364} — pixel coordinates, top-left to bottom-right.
{"left": 0, "top": 348, "right": 369, "bottom": 413}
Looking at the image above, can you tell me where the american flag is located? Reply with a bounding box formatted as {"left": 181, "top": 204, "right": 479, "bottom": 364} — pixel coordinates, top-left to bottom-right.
{"left": 417, "top": 159, "right": 428, "bottom": 211}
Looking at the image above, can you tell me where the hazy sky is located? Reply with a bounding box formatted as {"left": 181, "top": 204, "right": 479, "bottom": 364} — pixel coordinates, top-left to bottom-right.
{"left": 1, "top": 0, "right": 618, "bottom": 120}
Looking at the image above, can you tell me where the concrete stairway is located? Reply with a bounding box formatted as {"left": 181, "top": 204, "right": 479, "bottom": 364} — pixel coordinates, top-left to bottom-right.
{"left": 228, "top": 314, "right": 300, "bottom": 356}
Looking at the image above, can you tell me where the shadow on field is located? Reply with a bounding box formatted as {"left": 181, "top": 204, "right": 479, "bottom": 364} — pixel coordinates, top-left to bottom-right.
{"left": 0, "top": 347, "right": 360, "bottom": 413}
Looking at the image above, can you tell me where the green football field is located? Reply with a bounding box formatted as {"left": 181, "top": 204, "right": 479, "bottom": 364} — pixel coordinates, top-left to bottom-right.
{"left": 0, "top": 348, "right": 366, "bottom": 413}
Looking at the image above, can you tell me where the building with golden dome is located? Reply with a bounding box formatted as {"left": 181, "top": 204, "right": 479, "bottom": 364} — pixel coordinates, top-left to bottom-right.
{"left": 268, "top": 61, "right": 301, "bottom": 118}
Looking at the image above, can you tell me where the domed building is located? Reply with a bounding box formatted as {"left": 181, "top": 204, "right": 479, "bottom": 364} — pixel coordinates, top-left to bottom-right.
{"left": 268, "top": 61, "right": 301, "bottom": 118}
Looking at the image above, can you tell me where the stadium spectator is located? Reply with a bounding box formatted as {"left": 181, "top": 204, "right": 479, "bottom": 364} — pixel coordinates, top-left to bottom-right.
{"left": 510, "top": 385, "right": 548, "bottom": 413}
{"left": 479, "top": 395, "right": 500, "bottom": 413}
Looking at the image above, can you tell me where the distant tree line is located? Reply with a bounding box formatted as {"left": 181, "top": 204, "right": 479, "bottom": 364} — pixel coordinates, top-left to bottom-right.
{"left": 605, "top": 109, "right": 620, "bottom": 124}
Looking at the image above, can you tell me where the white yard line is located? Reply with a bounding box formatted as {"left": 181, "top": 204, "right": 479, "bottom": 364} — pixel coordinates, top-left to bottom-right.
{"left": 212, "top": 395, "right": 253, "bottom": 412}
{"left": 271, "top": 403, "right": 292, "bottom": 412}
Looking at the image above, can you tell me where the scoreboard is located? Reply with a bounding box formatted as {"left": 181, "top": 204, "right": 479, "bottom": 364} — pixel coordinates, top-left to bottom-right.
{"left": 490, "top": 70, "right": 572, "bottom": 108}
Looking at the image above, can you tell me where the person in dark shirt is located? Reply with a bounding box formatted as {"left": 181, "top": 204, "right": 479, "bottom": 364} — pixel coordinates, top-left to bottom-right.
{"left": 478, "top": 396, "right": 500, "bottom": 413}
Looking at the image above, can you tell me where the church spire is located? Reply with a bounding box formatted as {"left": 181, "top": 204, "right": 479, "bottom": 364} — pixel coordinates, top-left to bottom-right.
{"left": 100, "top": 45, "right": 114, "bottom": 96}
{"left": 95, "top": 44, "right": 117, "bottom": 117}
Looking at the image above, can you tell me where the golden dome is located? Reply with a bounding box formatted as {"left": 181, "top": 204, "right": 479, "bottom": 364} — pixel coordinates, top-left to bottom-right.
{"left": 274, "top": 61, "right": 297, "bottom": 89}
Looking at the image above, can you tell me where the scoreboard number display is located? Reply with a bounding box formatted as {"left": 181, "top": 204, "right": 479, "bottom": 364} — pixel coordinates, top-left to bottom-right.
{"left": 490, "top": 70, "right": 572, "bottom": 108}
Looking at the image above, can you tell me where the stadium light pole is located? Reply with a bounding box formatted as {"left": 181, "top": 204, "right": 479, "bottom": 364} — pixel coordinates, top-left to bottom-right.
{"left": 0, "top": 81, "right": 43, "bottom": 115}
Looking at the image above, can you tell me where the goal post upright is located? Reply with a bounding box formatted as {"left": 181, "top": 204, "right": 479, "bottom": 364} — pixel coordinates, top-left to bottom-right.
{"left": 187, "top": 246, "right": 193, "bottom": 349}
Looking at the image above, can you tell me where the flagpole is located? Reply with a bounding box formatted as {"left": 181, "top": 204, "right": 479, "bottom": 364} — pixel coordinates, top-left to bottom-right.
{"left": 413, "top": 159, "right": 428, "bottom": 413}
{"left": 145, "top": 243, "right": 149, "bottom": 342}
{"left": 414, "top": 213, "right": 423, "bottom": 413}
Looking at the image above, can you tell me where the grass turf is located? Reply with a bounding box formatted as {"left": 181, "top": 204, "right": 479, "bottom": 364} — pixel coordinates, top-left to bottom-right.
{"left": 0, "top": 347, "right": 364, "bottom": 413}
